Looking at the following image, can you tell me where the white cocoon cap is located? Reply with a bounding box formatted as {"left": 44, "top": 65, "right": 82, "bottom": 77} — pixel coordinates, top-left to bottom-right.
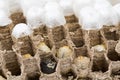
{"left": 0, "top": 10, "right": 12, "bottom": 26}
{"left": 0, "top": 0, "right": 10, "bottom": 15}
{"left": 113, "top": 4, "right": 120, "bottom": 21}
{"left": 94, "top": 0, "right": 119, "bottom": 26}
{"left": 44, "top": 2, "right": 66, "bottom": 28}
{"left": 5, "top": 0, "right": 21, "bottom": 14}
{"left": 108, "top": 0, "right": 120, "bottom": 5}
{"left": 79, "top": 7, "right": 103, "bottom": 30}
{"left": 12, "top": 23, "right": 33, "bottom": 39}
{"left": 59, "top": 0, "right": 74, "bottom": 16}
{"left": 73, "top": 0, "right": 93, "bottom": 17}
{"left": 26, "top": 6, "right": 45, "bottom": 29}
{"left": 20, "top": 0, "right": 45, "bottom": 16}
{"left": 45, "top": 2, "right": 62, "bottom": 11}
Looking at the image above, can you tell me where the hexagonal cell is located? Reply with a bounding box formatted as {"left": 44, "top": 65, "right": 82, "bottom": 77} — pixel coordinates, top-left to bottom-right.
{"left": 40, "top": 54, "right": 57, "bottom": 74}
{"left": 74, "top": 46, "right": 88, "bottom": 57}
{"left": 101, "top": 27, "right": 119, "bottom": 41}
{"left": 91, "top": 49, "right": 109, "bottom": 72}
{"left": 31, "top": 25, "right": 47, "bottom": 36}
{"left": 107, "top": 50, "right": 120, "bottom": 61}
{"left": 12, "top": 36, "right": 34, "bottom": 56}
{"left": 104, "top": 31, "right": 119, "bottom": 41}
{"left": 110, "top": 62, "right": 120, "bottom": 77}
{"left": 10, "top": 12, "right": 26, "bottom": 26}
{"left": 54, "top": 39, "right": 69, "bottom": 50}
{"left": 35, "top": 39, "right": 53, "bottom": 54}
{"left": 66, "top": 23, "right": 80, "bottom": 32}
{"left": 55, "top": 39, "right": 74, "bottom": 59}
{"left": 0, "top": 38, "right": 13, "bottom": 50}
{"left": 48, "top": 26, "right": 66, "bottom": 43}
{"left": 65, "top": 15, "right": 78, "bottom": 23}
{"left": 61, "top": 70, "right": 77, "bottom": 80}
{"left": 22, "top": 58, "right": 40, "bottom": 79}
{"left": 107, "top": 41, "right": 120, "bottom": 61}
{"left": 27, "top": 74, "right": 40, "bottom": 80}
{"left": 0, "top": 26, "right": 13, "bottom": 50}
{"left": 2, "top": 51, "right": 21, "bottom": 76}
{"left": 56, "top": 45, "right": 74, "bottom": 59}
{"left": 84, "top": 30, "right": 104, "bottom": 48}
{"left": 67, "top": 23, "right": 84, "bottom": 47}
{"left": 69, "top": 29, "right": 84, "bottom": 47}
{"left": 92, "top": 58, "right": 109, "bottom": 72}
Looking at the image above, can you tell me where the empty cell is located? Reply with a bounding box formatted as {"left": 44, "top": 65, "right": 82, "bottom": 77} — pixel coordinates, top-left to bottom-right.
{"left": 67, "top": 23, "right": 80, "bottom": 32}
{"left": 13, "top": 36, "right": 34, "bottom": 56}
{"left": 104, "top": 31, "right": 119, "bottom": 41}
{"left": 61, "top": 70, "right": 77, "bottom": 80}
{"left": 65, "top": 15, "right": 78, "bottom": 23}
{"left": 40, "top": 55, "right": 57, "bottom": 74}
{"left": 0, "top": 25, "right": 13, "bottom": 50}
{"left": 107, "top": 51, "right": 120, "bottom": 61}
{"left": 107, "top": 41, "right": 120, "bottom": 61}
{"left": 0, "top": 38, "right": 13, "bottom": 50}
{"left": 52, "top": 26, "right": 66, "bottom": 42}
{"left": 31, "top": 25, "right": 47, "bottom": 36}
{"left": 110, "top": 62, "right": 120, "bottom": 77}
{"left": 74, "top": 46, "right": 89, "bottom": 58}
{"left": 92, "top": 58, "right": 109, "bottom": 72}
{"left": 10, "top": 12, "right": 26, "bottom": 26}
{"left": 2, "top": 51, "right": 21, "bottom": 76}
{"left": 27, "top": 74, "right": 40, "bottom": 80}
{"left": 22, "top": 58, "right": 40, "bottom": 78}
{"left": 101, "top": 27, "right": 119, "bottom": 41}
{"left": 85, "top": 30, "right": 103, "bottom": 48}
{"left": 69, "top": 29, "right": 84, "bottom": 47}
{"left": 91, "top": 46, "right": 109, "bottom": 72}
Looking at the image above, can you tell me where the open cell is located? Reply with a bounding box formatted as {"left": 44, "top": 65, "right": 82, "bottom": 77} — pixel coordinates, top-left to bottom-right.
{"left": 92, "top": 58, "right": 109, "bottom": 72}
{"left": 107, "top": 41, "right": 120, "bottom": 61}
{"left": 107, "top": 50, "right": 120, "bottom": 61}
{"left": 52, "top": 26, "right": 66, "bottom": 42}
{"left": 67, "top": 23, "right": 84, "bottom": 47}
{"left": 61, "top": 70, "right": 77, "bottom": 80}
{"left": 40, "top": 55, "right": 57, "bottom": 74}
{"left": 27, "top": 74, "right": 40, "bottom": 80}
{"left": 3, "top": 51, "right": 21, "bottom": 76}
{"left": 101, "top": 27, "right": 119, "bottom": 41}
{"left": 87, "top": 30, "right": 104, "bottom": 48}
{"left": 110, "top": 62, "right": 120, "bottom": 77}
{"left": 104, "top": 31, "right": 119, "bottom": 41}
